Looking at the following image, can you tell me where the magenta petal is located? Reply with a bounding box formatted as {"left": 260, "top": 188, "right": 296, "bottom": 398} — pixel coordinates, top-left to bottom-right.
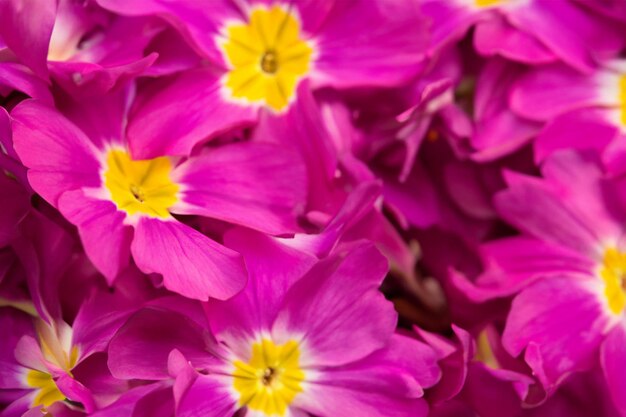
{"left": 573, "top": 0, "right": 626, "bottom": 22}
{"left": 10, "top": 100, "right": 101, "bottom": 205}
{"left": 474, "top": 17, "right": 557, "bottom": 65}
{"left": 176, "top": 374, "right": 237, "bottom": 417}
{"left": 58, "top": 190, "right": 132, "bottom": 285}
{"left": 601, "top": 323, "right": 626, "bottom": 416}
{"left": 507, "top": 0, "right": 622, "bottom": 73}
{"left": 0, "top": 0, "right": 55, "bottom": 78}
{"left": 71, "top": 292, "right": 139, "bottom": 361}
{"left": 495, "top": 170, "right": 604, "bottom": 256}
{"left": 207, "top": 228, "right": 316, "bottom": 358}
{"left": 0, "top": 62, "right": 54, "bottom": 104}
{"left": 282, "top": 181, "right": 381, "bottom": 258}
{"left": 95, "top": 0, "right": 240, "bottom": 63}
{"left": 13, "top": 335, "right": 46, "bottom": 372}
{"left": 174, "top": 142, "right": 306, "bottom": 235}
{"left": 273, "top": 244, "right": 396, "bottom": 367}
{"left": 0, "top": 107, "right": 25, "bottom": 183}
{"left": 502, "top": 275, "right": 610, "bottom": 389}
{"left": 89, "top": 382, "right": 172, "bottom": 417}
{"left": 0, "top": 176, "right": 30, "bottom": 247}
{"left": 312, "top": 1, "right": 427, "bottom": 89}
{"left": 131, "top": 217, "right": 246, "bottom": 301}
{"left": 510, "top": 64, "right": 605, "bottom": 121}
{"left": 55, "top": 374, "right": 95, "bottom": 413}
{"left": 297, "top": 381, "right": 429, "bottom": 417}
{"left": 54, "top": 86, "right": 129, "bottom": 150}
{"left": 539, "top": 150, "right": 625, "bottom": 239}
{"left": 253, "top": 83, "right": 337, "bottom": 212}
{"left": 369, "top": 332, "right": 441, "bottom": 391}
{"left": 108, "top": 307, "right": 217, "bottom": 380}
{"left": 421, "top": 0, "right": 477, "bottom": 51}
{"left": 471, "top": 59, "right": 542, "bottom": 159}
{"left": 48, "top": 54, "right": 158, "bottom": 99}
{"left": 462, "top": 364, "right": 535, "bottom": 417}
{"left": 127, "top": 69, "right": 256, "bottom": 158}
{"left": 534, "top": 109, "right": 619, "bottom": 163}
{"left": 416, "top": 326, "right": 472, "bottom": 404}
{"left": 0, "top": 393, "right": 37, "bottom": 417}
{"left": 0, "top": 308, "right": 34, "bottom": 389}
{"left": 474, "top": 236, "right": 596, "bottom": 300}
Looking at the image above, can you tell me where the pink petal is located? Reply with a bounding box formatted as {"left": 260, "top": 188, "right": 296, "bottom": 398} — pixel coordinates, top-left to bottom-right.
{"left": 312, "top": 1, "right": 428, "bottom": 88}
{"left": 11, "top": 100, "right": 101, "bottom": 205}
{"left": 173, "top": 142, "right": 306, "bottom": 235}
{"left": 131, "top": 217, "right": 246, "bottom": 301}
{"left": 176, "top": 374, "right": 237, "bottom": 417}
{"left": 58, "top": 190, "right": 132, "bottom": 285}
{"left": 0, "top": 0, "right": 55, "bottom": 78}
{"left": 601, "top": 323, "right": 626, "bottom": 417}
{"left": 206, "top": 228, "right": 316, "bottom": 358}
{"left": 502, "top": 275, "right": 610, "bottom": 389}
{"left": 126, "top": 68, "right": 256, "bottom": 158}
{"left": 108, "top": 307, "right": 218, "bottom": 380}
{"left": 272, "top": 244, "right": 396, "bottom": 367}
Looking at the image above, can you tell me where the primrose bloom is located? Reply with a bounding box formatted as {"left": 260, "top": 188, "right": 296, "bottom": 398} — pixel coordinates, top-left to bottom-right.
{"left": 107, "top": 232, "right": 441, "bottom": 417}
{"left": 464, "top": 150, "right": 626, "bottom": 412}
{"left": 0, "top": 307, "right": 96, "bottom": 415}
{"left": 509, "top": 60, "right": 626, "bottom": 166}
{"left": 94, "top": 0, "right": 428, "bottom": 157}
{"left": 10, "top": 97, "right": 306, "bottom": 301}
{"left": 0, "top": 0, "right": 159, "bottom": 96}
{"left": 423, "top": 0, "right": 623, "bottom": 72}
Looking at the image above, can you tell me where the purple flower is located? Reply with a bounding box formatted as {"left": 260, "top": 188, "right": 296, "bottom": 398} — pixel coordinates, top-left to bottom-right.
{"left": 460, "top": 150, "right": 626, "bottom": 413}
{"left": 10, "top": 91, "right": 307, "bottom": 300}
{"left": 107, "top": 235, "right": 441, "bottom": 417}
{"left": 93, "top": 0, "right": 429, "bottom": 158}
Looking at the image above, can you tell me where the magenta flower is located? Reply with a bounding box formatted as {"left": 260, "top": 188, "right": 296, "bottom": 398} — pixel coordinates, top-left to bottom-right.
{"left": 0, "top": 0, "right": 160, "bottom": 96}
{"left": 92, "top": 0, "right": 429, "bottom": 158}
{"left": 10, "top": 93, "right": 307, "bottom": 301}
{"left": 423, "top": 0, "right": 624, "bottom": 71}
{"left": 4, "top": 0, "right": 626, "bottom": 414}
{"left": 0, "top": 284, "right": 137, "bottom": 416}
{"left": 460, "top": 150, "right": 626, "bottom": 413}
{"left": 106, "top": 234, "right": 441, "bottom": 417}
{"left": 510, "top": 60, "right": 626, "bottom": 170}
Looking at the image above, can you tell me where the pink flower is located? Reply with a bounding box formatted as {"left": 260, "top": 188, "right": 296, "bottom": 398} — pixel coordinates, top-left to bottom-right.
{"left": 460, "top": 150, "right": 626, "bottom": 413}
{"left": 10, "top": 91, "right": 307, "bottom": 300}
{"left": 107, "top": 235, "right": 441, "bottom": 417}
{"left": 93, "top": 0, "right": 429, "bottom": 158}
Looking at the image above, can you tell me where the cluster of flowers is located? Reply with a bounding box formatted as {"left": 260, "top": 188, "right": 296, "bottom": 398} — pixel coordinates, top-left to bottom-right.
{"left": 1, "top": 0, "right": 625, "bottom": 416}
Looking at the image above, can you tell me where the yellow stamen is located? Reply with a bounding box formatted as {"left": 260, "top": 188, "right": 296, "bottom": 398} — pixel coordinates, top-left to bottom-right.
{"left": 103, "top": 149, "right": 179, "bottom": 219}
{"left": 26, "top": 370, "right": 66, "bottom": 408}
{"left": 475, "top": 0, "right": 504, "bottom": 7}
{"left": 220, "top": 5, "right": 313, "bottom": 111}
{"left": 619, "top": 76, "right": 626, "bottom": 127}
{"left": 600, "top": 247, "right": 626, "bottom": 315}
{"left": 232, "top": 339, "right": 305, "bottom": 416}
{"left": 35, "top": 319, "right": 79, "bottom": 372}
{"left": 474, "top": 330, "right": 499, "bottom": 369}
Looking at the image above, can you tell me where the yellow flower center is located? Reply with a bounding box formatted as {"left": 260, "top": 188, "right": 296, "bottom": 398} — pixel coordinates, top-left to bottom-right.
{"left": 103, "top": 149, "right": 179, "bottom": 219}
{"left": 618, "top": 75, "right": 626, "bottom": 127}
{"left": 600, "top": 247, "right": 626, "bottom": 314}
{"left": 35, "top": 319, "right": 79, "bottom": 373}
{"left": 474, "top": 330, "right": 499, "bottom": 369}
{"left": 220, "top": 5, "right": 313, "bottom": 112}
{"left": 475, "top": 0, "right": 504, "bottom": 7}
{"left": 26, "top": 370, "right": 66, "bottom": 408}
{"left": 25, "top": 320, "right": 80, "bottom": 408}
{"left": 232, "top": 339, "right": 305, "bottom": 416}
